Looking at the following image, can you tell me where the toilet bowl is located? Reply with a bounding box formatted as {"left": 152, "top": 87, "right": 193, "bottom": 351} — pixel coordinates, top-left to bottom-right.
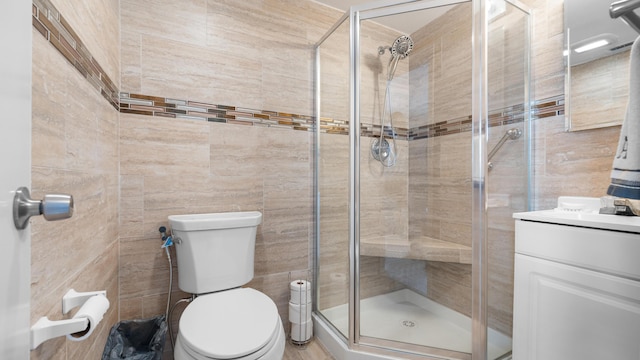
{"left": 174, "top": 288, "right": 285, "bottom": 360}
{"left": 168, "top": 212, "right": 285, "bottom": 360}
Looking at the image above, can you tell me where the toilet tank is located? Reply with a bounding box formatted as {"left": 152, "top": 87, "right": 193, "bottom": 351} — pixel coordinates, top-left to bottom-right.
{"left": 168, "top": 211, "right": 262, "bottom": 294}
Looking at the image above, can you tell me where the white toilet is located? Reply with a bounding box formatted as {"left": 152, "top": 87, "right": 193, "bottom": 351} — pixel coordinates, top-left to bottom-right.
{"left": 168, "top": 211, "right": 285, "bottom": 360}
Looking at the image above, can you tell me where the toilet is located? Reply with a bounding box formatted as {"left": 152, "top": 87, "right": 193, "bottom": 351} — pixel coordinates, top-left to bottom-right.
{"left": 168, "top": 211, "right": 285, "bottom": 360}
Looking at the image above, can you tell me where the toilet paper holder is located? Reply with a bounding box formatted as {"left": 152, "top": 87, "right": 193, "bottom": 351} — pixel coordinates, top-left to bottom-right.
{"left": 62, "top": 289, "right": 106, "bottom": 314}
{"left": 30, "top": 289, "right": 108, "bottom": 350}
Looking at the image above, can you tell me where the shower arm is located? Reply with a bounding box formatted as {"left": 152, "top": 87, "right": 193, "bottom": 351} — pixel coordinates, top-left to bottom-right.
{"left": 487, "top": 128, "right": 522, "bottom": 170}
{"left": 610, "top": 0, "right": 640, "bottom": 33}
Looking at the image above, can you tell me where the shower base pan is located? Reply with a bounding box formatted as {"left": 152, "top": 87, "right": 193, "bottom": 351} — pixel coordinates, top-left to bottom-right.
{"left": 318, "top": 289, "right": 511, "bottom": 359}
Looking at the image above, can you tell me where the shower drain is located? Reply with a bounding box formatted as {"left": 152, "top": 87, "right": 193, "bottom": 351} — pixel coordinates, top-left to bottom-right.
{"left": 402, "top": 320, "right": 416, "bottom": 328}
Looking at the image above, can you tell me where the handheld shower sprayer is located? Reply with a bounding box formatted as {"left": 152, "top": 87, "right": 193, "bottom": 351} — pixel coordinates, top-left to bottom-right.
{"left": 377, "top": 35, "right": 413, "bottom": 59}
{"left": 371, "top": 34, "right": 414, "bottom": 167}
{"left": 390, "top": 35, "right": 413, "bottom": 59}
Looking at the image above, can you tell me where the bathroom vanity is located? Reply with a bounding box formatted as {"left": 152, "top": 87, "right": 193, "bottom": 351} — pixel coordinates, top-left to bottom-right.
{"left": 513, "top": 198, "right": 640, "bottom": 359}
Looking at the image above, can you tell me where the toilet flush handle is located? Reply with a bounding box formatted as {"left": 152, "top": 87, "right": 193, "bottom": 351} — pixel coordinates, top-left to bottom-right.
{"left": 13, "top": 187, "right": 74, "bottom": 230}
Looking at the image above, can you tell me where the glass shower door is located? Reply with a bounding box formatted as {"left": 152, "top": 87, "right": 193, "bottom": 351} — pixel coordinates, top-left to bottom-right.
{"left": 486, "top": 2, "right": 530, "bottom": 359}
{"left": 315, "top": 15, "right": 352, "bottom": 339}
{"left": 354, "top": 0, "right": 530, "bottom": 359}
{"left": 356, "top": 1, "right": 475, "bottom": 357}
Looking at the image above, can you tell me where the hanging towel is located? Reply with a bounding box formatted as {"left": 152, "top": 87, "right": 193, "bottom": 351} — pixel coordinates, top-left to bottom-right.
{"left": 607, "top": 36, "right": 640, "bottom": 200}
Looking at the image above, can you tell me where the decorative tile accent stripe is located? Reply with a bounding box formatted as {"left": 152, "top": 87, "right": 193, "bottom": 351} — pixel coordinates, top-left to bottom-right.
{"left": 122, "top": 92, "right": 415, "bottom": 137}
{"left": 32, "top": 0, "right": 119, "bottom": 110}
{"left": 31, "top": 0, "right": 565, "bottom": 141}
{"left": 120, "top": 93, "right": 315, "bottom": 131}
{"left": 121, "top": 92, "right": 564, "bottom": 141}
{"left": 408, "top": 95, "right": 564, "bottom": 140}
{"left": 409, "top": 116, "right": 472, "bottom": 140}
{"left": 532, "top": 95, "right": 565, "bottom": 119}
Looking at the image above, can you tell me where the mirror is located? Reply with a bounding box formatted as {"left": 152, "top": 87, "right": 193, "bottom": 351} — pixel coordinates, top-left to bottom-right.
{"left": 565, "top": 0, "right": 639, "bottom": 131}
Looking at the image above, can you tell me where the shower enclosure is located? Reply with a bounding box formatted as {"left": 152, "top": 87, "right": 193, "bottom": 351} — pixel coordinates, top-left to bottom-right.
{"left": 313, "top": 0, "right": 530, "bottom": 359}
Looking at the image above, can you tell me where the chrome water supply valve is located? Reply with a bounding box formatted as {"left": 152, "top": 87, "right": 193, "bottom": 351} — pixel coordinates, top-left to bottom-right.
{"left": 158, "top": 226, "right": 173, "bottom": 248}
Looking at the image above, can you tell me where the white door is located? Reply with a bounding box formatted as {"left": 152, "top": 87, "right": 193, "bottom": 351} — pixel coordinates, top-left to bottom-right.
{"left": 0, "top": 1, "right": 32, "bottom": 358}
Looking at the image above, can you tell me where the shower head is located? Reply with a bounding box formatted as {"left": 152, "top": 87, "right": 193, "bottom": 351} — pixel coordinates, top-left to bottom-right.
{"left": 377, "top": 35, "right": 414, "bottom": 58}
{"left": 384, "top": 35, "right": 413, "bottom": 81}
{"left": 390, "top": 35, "right": 413, "bottom": 59}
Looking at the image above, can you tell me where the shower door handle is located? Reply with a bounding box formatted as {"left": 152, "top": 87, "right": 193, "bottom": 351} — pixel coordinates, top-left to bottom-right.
{"left": 13, "top": 187, "right": 74, "bottom": 230}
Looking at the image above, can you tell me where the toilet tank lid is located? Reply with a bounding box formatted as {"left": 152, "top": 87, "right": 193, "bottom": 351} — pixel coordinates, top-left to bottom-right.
{"left": 169, "top": 211, "right": 262, "bottom": 231}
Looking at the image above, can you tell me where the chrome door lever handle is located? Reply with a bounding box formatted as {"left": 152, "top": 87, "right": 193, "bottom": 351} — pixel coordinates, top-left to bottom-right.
{"left": 13, "top": 187, "right": 74, "bottom": 230}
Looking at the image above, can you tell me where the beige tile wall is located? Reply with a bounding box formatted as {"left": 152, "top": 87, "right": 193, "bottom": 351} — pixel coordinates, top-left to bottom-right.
{"left": 410, "top": 4, "right": 473, "bottom": 127}
{"left": 406, "top": 2, "right": 528, "bottom": 337}
{"left": 317, "top": 17, "right": 350, "bottom": 125}
{"left": 121, "top": 0, "right": 411, "bottom": 324}
{"left": 315, "top": 18, "right": 351, "bottom": 311}
{"left": 570, "top": 50, "right": 629, "bottom": 131}
{"left": 120, "top": 0, "right": 342, "bottom": 116}
{"left": 359, "top": 20, "right": 410, "bottom": 129}
{"left": 47, "top": 0, "right": 120, "bottom": 83}
{"left": 316, "top": 131, "right": 351, "bottom": 310}
{"left": 117, "top": 7, "right": 347, "bottom": 356}
{"left": 118, "top": 113, "right": 314, "bottom": 355}
{"left": 520, "top": 0, "right": 621, "bottom": 207}
{"left": 30, "top": 8, "right": 120, "bottom": 358}
{"left": 534, "top": 114, "right": 621, "bottom": 209}
{"left": 525, "top": 0, "right": 565, "bottom": 100}
{"left": 315, "top": 5, "right": 415, "bottom": 312}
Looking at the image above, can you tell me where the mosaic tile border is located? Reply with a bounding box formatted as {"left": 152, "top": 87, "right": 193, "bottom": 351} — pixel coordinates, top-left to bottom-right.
{"left": 408, "top": 95, "right": 565, "bottom": 140}
{"left": 32, "top": 0, "right": 565, "bottom": 141}
{"left": 120, "top": 93, "right": 315, "bottom": 131}
{"left": 32, "top": 0, "right": 119, "bottom": 110}
{"left": 121, "top": 92, "right": 563, "bottom": 141}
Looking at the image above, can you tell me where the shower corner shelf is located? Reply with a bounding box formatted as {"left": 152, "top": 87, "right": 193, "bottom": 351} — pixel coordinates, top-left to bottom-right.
{"left": 360, "top": 236, "right": 471, "bottom": 264}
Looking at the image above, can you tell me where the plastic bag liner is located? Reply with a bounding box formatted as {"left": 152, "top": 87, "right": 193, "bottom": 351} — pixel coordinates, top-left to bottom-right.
{"left": 101, "top": 315, "right": 167, "bottom": 360}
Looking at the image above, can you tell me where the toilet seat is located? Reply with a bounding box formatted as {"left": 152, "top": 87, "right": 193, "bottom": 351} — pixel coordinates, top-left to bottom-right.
{"left": 178, "top": 288, "right": 281, "bottom": 360}
{"left": 178, "top": 318, "right": 284, "bottom": 360}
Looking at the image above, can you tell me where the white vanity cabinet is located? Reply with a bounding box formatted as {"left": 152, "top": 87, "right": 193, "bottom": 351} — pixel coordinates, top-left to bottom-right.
{"left": 513, "top": 208, "right": 640, "bottom": 360}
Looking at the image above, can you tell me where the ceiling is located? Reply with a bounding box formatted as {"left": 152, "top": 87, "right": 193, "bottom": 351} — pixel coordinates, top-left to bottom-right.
{"left": 313, "top": 0, "right": 453, "bottom": 34}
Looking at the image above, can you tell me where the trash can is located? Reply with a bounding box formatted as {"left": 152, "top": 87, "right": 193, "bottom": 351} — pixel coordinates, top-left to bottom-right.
{"left": 101, "top": 315, "right": 167, "bottom": 360}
